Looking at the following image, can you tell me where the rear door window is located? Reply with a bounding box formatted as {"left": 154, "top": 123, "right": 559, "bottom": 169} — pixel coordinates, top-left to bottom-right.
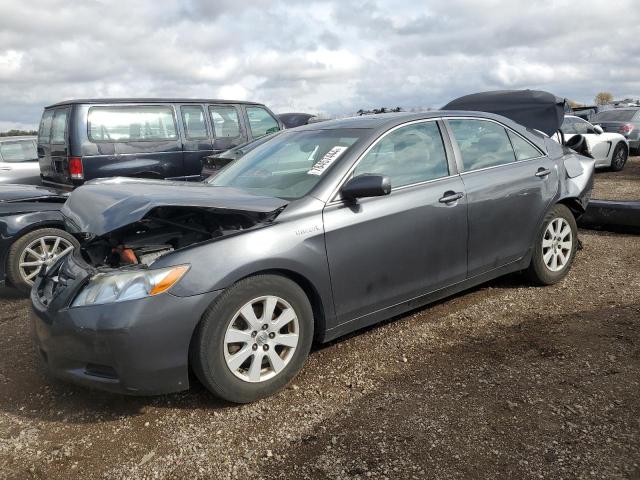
{"left": 448, "top": 119, "right": 516, "bottom": 171}
{"left": 51, "top": 109, "right": 69, "bottom": 144}
{"left": 38, "top": 110, "right": 54, "bottom": 144}
{"left": 88, "top": 106, "right": 178, "bottom": 142}
{"left": 0, "top": 140, "right": 38, "bottom": 162}
{"left": 181, "top": 105, "right": 209, "bottom": 139}
{"left": 209, "top": 105, "right": 241, "bottom": 138}
{"left": 246, "top": 106, "right": 280, "bottom": 138}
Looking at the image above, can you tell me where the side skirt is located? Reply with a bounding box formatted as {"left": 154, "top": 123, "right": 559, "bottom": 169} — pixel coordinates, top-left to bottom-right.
{"left": 321, "top": 255, "right": 531, "bottom": 343}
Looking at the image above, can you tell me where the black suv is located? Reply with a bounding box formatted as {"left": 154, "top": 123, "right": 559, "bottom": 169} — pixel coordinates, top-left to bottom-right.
{"left": 37, "top": 98, "right": 282, "bottom": 188}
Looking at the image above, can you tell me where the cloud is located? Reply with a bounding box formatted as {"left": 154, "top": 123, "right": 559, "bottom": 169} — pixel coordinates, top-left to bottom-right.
{"left": 0, "top": 0, "right": 639, "bottom": 129}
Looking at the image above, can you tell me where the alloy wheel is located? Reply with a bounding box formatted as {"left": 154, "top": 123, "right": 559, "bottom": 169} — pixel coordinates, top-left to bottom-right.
{"left": 542, "top": 218, "right": 572, "bottom": 272}
{"left": 18, "top": 235, "right": 75, "bottom": 285}
{"left": 613, "top": 146, "right": 626, "bottom": 169}
{"left": 223, "top": 296, "right": 300, "bottom": 383}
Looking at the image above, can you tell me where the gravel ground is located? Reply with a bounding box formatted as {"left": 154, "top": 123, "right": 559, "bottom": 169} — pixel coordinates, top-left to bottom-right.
{"left": 591, "top": 155, "right": 640, "bottom": 200}
{"left": 0, "top": 195, "right": 639, "bottom": 478}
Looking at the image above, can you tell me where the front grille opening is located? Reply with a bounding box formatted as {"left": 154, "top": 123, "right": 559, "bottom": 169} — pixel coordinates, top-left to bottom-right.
{"left": 84, "top": 363, "right": 118, "bottom": 380}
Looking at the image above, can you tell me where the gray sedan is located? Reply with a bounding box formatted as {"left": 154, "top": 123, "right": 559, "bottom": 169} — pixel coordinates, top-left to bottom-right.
{"left": 32, "top": 111, "right": 594, "bottom": 403}
{"left": 0, "top": 136, "right": 41, "bottom": 185}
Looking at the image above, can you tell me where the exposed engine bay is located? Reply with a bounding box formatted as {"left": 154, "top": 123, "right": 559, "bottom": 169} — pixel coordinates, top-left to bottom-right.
{"left": 80, "top": 206, "right": 276, "bottom": 268}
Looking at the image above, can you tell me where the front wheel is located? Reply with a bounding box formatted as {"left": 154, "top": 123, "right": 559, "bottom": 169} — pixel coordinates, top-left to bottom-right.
{"left": 191, "top": 274, "right": 314, "bottom": 403}
{"left": 526, "top": 204, "right": 578, "bottom": 285}
{"left": 609, "top": 143, "right": 628, "bottom": 172}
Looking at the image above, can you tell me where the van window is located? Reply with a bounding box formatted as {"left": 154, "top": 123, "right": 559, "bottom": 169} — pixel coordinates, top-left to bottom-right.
{"left": 247, "top": 106, "right": 280, "bottom": 138}
{"left": 181, "top": 105, "right": 208, "bottom": 139}
{"left": 38, "top": 110, "right": 54, "bottom": 144}
{"left": 51, "top": 109, "right": 69, "bottom": 144}
{"left": 88, "top": 106, "right": 178, "bottom": 142}
{"left": 448, "top": 119, "right": 516, "bottom": 171}
{"left": 0, "top": 140, "right": 38, "bottom": 162}
{"left": 209, "top": 106, "right": 241, "bottom": 138}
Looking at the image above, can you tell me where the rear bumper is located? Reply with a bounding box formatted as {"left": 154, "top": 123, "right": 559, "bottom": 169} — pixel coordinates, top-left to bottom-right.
{"left": 32, "top": 286, "right": 222, "bottom": 395}
{"left": 41, "top": 178, "right": 75, "bottom": 191}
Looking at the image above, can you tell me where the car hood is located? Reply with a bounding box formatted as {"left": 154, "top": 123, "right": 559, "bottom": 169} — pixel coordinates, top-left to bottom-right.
{"left": 62, "top": 177, "right": 289, "bottom": 236}
{"left": 0, "top": 184, "right": 68, "bottom": 203}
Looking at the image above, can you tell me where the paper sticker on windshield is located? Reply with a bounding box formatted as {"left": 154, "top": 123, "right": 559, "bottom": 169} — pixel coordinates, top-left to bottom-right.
{"left": 307, "top": 146, "right": 348, "bottom": 176}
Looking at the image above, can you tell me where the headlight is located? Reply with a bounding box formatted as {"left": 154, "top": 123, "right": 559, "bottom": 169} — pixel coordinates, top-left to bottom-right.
{"left": 72, "top": 265, "right": 189, "bottom": 307}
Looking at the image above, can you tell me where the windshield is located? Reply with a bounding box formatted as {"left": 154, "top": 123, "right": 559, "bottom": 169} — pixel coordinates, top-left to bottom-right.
{"left": 0, "top": 140, "right": 37, "bottom": 162}
{"left": 596, "top": 110, "right": 637, "bottom": 122}
{"left": 208, "top": 129, "right": 364, "bottom": 199}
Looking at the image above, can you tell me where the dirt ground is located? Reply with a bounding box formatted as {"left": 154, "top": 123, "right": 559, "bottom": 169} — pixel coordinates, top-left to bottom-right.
{"left": 591, "top": 155, "right": 640, "bottom": 200}
{"left": 0, "top": 172, "right": 639, "bottom": 479}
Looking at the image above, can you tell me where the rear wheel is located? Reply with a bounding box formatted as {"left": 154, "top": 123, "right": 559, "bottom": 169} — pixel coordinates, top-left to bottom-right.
{"left": 6, "top": 228, "right": 79, "bottom": 295}
{"left": 191, "top": 274, "right": 313, "bottom": 403}
{"left": 609, "top": 143, "right": 628, "bottom": 172}
{"left": 526, "top": 204, "right": 578, "bottom": 285}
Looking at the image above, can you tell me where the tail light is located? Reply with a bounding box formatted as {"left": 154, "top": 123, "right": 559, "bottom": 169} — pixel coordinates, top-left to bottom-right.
{"left": 68, "top": 156, "right": 84, "bottom": 180}
{"left": 618, "top": 123, "right": 634, "bottom": 135}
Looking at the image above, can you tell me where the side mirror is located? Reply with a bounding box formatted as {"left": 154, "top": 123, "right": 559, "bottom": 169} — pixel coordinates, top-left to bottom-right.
{"left": 341, "top": 174, "right": 391, "bottom": 200}
{"left": 593, "top": 125, "right": 604, "bottom": 134}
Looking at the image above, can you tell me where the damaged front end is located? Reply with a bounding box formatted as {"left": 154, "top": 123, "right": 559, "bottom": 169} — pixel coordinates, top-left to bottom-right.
{"left": 60, "top": 179, "right": 288, "bottom": 271}
{"left": 78, "top": 205, "right": 278, "bottom": 270}
{"left": 34, "top": 179, "right": 288, "bottom": 308}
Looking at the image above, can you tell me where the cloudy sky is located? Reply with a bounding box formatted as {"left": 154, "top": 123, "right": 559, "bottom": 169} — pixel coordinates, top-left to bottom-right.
{"left": 1, "top": 0, "right": 639, "bottom": 131}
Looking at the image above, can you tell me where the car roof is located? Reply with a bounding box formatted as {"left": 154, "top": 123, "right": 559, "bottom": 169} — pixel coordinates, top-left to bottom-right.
{"left": 45, "top": 98, "right": 266, "bottom": 108}
{"left": 294, "top": 110, "right": 528, "bottom": 131}
{"left": 294, "top": 112, "right": 440, "bottom": 131}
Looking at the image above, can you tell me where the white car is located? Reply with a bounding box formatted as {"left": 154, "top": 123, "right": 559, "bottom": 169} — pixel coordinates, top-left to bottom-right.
{"left": 559, "top": 115, "right": 629, "bottom": 171}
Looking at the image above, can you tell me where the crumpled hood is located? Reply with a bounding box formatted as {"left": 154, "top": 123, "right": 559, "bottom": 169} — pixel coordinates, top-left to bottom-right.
{"left": 62, "top": 177, "right": 288, "bottom": 236}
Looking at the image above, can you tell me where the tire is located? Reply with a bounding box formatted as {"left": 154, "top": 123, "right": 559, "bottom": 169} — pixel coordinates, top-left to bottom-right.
{"left": 609, "top": 143, "right": 628, "bottom": 172}
{"left": 6, "top": 227, "right": 80, "bottom": 295}
{"left": 526, "top": 204, "right": 578, "bottom": 286}
{"left": 191, "top": 274, "right": 314, "bottom": 403}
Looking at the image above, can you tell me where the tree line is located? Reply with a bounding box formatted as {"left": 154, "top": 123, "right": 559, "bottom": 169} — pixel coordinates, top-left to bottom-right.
{"left": 0, "top": 129, "right": 38, "bottom": 137}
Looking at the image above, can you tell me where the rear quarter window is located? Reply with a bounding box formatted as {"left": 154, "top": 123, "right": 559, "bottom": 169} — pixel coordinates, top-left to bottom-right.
{"left": 88, "top": 106, "right": 178, "bottom": 142}
{"left": 507, "top": 131, "right": 542, "bottom": 161}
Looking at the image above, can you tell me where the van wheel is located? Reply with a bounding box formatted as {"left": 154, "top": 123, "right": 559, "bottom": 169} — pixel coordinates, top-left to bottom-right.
{"left": 6, "top": 228, "right": 79, "bottom": 295}
{"left": 526, "top": 204, "right": 578, "bottom": 285}
{"left": 191, "top": 275, "right": 314, "bottom": 403}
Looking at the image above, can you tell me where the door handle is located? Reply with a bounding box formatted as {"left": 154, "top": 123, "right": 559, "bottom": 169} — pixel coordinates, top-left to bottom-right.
{"left": 0, "top": 166, "right": 12, "bottom": 171}
{"left": 439, "top": 191, "right": 464, "bottom": 204}
{"left": 535, "top": 167, "right": 551, "bottom": 178}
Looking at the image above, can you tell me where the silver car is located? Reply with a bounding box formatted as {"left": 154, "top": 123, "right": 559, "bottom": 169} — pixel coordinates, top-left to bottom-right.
{"left": 0, "top": 136, "right": 41, "bottom": 185}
